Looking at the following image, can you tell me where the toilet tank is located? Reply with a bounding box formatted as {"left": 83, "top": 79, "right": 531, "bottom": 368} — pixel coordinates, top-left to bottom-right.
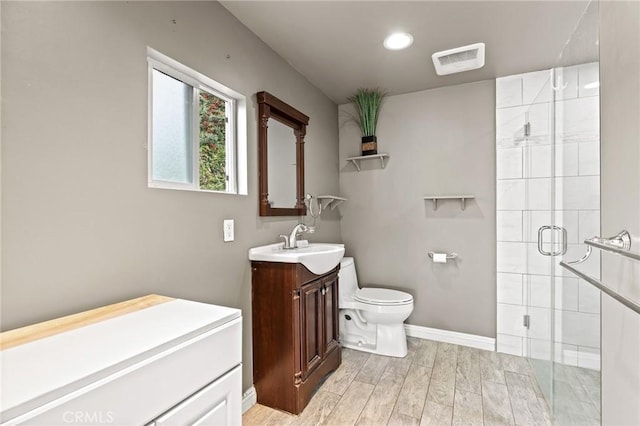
{"left": 338, "top": 257, "right": 359, "bottom": 302}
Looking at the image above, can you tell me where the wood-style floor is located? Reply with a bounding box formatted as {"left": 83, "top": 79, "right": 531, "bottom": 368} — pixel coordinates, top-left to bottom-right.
{"left": 243, "top": 338, "right": 600, "bottom": 426}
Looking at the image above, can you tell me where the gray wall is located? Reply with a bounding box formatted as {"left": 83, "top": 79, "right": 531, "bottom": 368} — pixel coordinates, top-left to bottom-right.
{"left": 0, "top": 1, "right": 341, "bottom": 392}
{"left": 599, "top": 1, "right": 640, "bottom": 424}
{"left": 338, "top": 81, "right": 496, "bottom": 338}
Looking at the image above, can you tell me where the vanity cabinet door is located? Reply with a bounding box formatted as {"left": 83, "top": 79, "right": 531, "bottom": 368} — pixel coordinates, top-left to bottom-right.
{"left": 322, "top": 276, "right": 340, "bottom": 356}
{"left": 299, "top": 279, "right": 323, "bottom": 379}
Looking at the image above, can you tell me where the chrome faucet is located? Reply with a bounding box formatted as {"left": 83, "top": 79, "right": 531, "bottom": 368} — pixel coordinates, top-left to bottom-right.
{"left": 280, "top": 223, "right": 313, "bottom": 249}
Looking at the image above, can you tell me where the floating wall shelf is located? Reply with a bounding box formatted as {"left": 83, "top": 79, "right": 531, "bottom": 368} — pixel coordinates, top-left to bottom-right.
{"left": 316, "top": 195, "right": 347, "bottom": 210}
{"left": 346, "top": 153, "right": 389, "bottom": 171}
{"left": 424, "top": 195, "right": 475, "bottom": 211}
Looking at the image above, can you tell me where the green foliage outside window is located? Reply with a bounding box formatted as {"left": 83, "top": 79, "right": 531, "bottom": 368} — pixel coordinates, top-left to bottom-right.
{"left": 199, "top": 91, "right": 227, "bottom": 191}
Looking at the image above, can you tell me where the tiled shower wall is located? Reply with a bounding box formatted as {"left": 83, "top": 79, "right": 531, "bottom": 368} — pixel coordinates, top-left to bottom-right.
{"left": 496, "top": 64, "right": 601, "bottom": 370}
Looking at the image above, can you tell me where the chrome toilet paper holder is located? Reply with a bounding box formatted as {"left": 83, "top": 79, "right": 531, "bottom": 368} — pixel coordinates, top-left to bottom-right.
{"left": 427, "top": 252, "right": 458, "bottom": 260}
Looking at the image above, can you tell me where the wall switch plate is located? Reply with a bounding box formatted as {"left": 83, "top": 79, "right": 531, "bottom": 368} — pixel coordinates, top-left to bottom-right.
{"left": 223, "top": 219, "right": 234, "bottom": 242}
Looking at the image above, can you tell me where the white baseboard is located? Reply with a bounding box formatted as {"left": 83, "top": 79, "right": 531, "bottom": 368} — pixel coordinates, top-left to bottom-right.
{"left": 563, "top": 348, "right": 601, "bottom": 371}
{"left": 405, "top": 324, "right": 496, "bottom": 351}
{"left": 242, "top": 386, "right": 257, "bottom": 414}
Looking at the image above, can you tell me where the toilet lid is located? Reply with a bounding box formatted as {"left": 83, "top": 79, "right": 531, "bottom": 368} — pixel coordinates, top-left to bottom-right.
{"left": 353, "top": 288, "right": 413, "bottom": 305}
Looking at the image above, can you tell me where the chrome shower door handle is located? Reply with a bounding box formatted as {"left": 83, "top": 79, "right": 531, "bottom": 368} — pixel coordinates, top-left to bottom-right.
{"left": 538, "top": 225, "right": 568, "bottom": 256}
{"left": 538, "top": 226, "right": 553, "bottom": 256}
{"left": 556, "top": 226, "right": 568, "bottom": 256}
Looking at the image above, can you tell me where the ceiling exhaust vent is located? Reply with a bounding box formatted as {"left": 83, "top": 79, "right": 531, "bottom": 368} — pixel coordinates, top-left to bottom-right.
{"left": 432, "top": 43, "right": 485, "bottom": 76}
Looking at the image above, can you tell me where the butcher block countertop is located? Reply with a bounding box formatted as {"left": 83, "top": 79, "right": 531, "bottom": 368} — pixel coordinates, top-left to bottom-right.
{"left": 0, "top": 294, "right": 174, "bottom": 350}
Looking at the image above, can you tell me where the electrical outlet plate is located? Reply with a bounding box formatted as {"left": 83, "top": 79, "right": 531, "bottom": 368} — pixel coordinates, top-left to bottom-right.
{"left": 223, "top": 219, "right": 234, "bottom": 242}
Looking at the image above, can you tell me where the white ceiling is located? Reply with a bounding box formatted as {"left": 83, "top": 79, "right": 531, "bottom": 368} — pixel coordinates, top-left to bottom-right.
{"left": 221, "top": 1, "right": 594, "bottom": 104}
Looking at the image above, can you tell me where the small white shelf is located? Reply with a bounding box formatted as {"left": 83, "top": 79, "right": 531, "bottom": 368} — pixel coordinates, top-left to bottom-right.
{"left": 424, "top": 195, "right": 475, "bottom": 211}
{"left": 316, "top": 195, "right": 347, "bottom": 210}
{"left": 346, "top": 153, "right": 389, "bottom": 171}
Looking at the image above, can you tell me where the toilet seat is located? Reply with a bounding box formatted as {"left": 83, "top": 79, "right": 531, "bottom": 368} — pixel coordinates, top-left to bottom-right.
{"left": 353, "top": 288, "right": 413, "bottom": 306}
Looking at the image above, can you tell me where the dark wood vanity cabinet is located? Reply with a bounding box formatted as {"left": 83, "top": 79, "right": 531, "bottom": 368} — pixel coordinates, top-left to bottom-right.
{"left": 251, "top": 262, "right": 341, "bottom": 414}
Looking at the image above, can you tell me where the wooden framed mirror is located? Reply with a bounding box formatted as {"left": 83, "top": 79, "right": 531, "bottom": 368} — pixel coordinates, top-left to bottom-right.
{"left": 257, "top": 91, "right": 309, "bottom": 216}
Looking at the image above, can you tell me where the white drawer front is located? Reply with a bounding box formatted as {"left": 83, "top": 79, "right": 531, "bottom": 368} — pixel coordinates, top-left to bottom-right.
{"left": 11, "top": 318, "right": 242, "bottom": 425}
{"left": 155, "top": 365, "right": 241, "bottom": 426}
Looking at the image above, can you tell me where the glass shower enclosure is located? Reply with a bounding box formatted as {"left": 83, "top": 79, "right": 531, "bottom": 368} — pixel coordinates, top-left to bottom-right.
{"left": 496, "top": 1, "right": 601, "bottom": 423}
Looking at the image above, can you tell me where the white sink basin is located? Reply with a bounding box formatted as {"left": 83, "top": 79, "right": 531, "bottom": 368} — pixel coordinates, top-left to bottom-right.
{"left": 249, "top": 243, "right": 345, "bottom": 275}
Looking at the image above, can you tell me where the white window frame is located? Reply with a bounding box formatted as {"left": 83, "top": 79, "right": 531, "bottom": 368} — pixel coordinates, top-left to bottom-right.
{"left": 147, "top": 47, "right": 247, "bottom": 195}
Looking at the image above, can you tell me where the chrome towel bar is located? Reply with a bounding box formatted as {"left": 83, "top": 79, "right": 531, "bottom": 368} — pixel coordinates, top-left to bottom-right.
{"left": 560, "top": 230, "right": 640, "bottom": 315}
{"left": 559, "top": 261, "right": 640, "bottom": 315}
{"left": 585, "top": 230, "right": 640, "bottom": 261}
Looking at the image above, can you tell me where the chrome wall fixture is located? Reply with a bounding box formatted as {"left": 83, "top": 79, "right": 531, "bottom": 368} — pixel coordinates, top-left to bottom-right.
{"left": 587, "top": 230, "right": 635, "bottom": 257}
{"left": 560, "top": 230, "right": 640, "bottom": 314}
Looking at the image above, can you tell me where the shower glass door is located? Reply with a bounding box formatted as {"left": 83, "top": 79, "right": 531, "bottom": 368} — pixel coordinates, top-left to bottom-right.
{"left": 496, "top": 2, "right": 600, "bottom": 423}
{"left": 524, "top": 1, "right": 601, "bottom": 422}
{"left": 551, "top": 1, "right": 602, "bottom": 422}
{"left": 495, "top": 66, "right": 560, "bottom": 406}
{"left": 550, "top": 64, "right": 601, "bottom": 426}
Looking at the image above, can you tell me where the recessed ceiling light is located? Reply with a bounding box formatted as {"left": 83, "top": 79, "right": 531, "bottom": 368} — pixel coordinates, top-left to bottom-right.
{"left": 384, "top": 32, "right": 413, "bottom": 50}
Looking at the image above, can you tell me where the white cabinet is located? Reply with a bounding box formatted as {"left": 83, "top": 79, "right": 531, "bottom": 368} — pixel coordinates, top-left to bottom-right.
{"left": 154, "top": 366, "right": 241, "bottom": 426}
{"left": 1, "top": 298, "right": 242, "bottom": 426}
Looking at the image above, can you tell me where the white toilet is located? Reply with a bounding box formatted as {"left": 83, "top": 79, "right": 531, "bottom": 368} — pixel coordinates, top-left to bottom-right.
{"left": 338, "top": 257, "right": 414, "bottom": 357}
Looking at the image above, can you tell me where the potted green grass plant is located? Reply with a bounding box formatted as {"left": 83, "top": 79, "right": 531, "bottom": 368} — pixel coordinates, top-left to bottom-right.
{"left": 348, "top": 88, "right": 386, "bottom": 156}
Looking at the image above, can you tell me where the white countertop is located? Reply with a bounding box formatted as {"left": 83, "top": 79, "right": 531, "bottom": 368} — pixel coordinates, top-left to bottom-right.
{"left": 0, "top": 299, "right": 241, "bottom": 421}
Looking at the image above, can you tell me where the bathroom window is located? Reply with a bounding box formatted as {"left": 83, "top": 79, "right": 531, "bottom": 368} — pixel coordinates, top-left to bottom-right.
{"left": 147, "top": 48, "right": 247, "bottom": 194}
